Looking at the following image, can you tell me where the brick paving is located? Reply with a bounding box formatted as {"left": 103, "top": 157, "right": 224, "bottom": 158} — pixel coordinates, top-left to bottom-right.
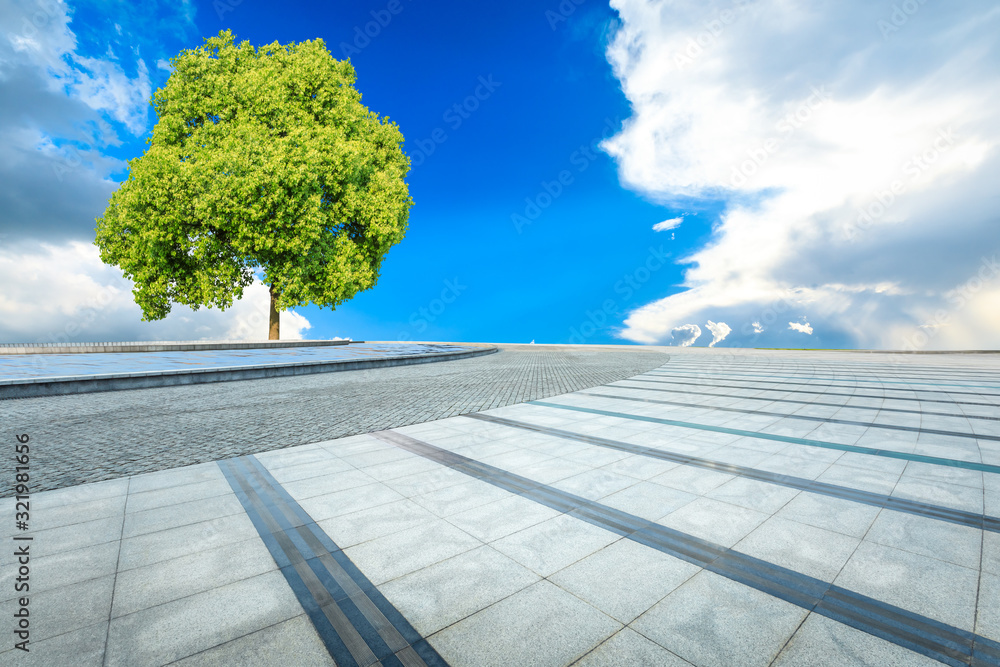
{"left": 0, "top": 344, "right": 670, "bottom": 495}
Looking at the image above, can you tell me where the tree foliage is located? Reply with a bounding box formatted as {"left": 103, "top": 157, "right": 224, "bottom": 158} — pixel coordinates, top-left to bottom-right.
{"left": 95, "top": 30, "right": 412, "bottom": 334}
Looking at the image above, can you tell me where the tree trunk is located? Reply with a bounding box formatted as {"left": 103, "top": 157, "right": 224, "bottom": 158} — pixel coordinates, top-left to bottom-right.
{"left": 268, "top": 285, "right": 280, "bottom": 340}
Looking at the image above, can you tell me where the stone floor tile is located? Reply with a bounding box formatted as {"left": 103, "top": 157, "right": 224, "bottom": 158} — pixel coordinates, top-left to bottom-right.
{"left": 316, "top": 499, "right": 437, "bottom": 548}
{"left": 733, "top": 516, "right": 859, "bottom": 582}
{"left": 378, "top": 545, "right": 540, "bottom": 635}
{"left": 170, "top": 615, "right": 335, "bottom": 666}
{"left": 342, "top": 519, "right": 482, "bottom": 585}
{"left": 834, "top": 541, "right": 979, "bottom": 631}
{"left": 111, "top": 537, "right": 277, "bottom": 618}
{"left": 631, "top": 570, "right": 808, "bottom": 667}
{"left": 572, "top": 628, "right": 694, "bottom": 666}
{"left": 659, "top": 498, "right": 769, "bottom": 547}
{"left": 491, "top": 514, "right": 620, "bottom": 577}
{"left": 430, "top": 580, "right": 621, "bottom": 667}
{"left": 446, "top": 495, "right": 561, "bottom": 542}
{"left": 771, "top": 612, "right": 943, "bottom": 666}
{"left": 600, "top": 481, "right": 697, "bottom": 521}
{"left": 549, "top": 539, "right": 699, "bottom": 623}
{"left": 705, "top": 477, "right": 800, "bottom": 514}
{"left": 775, "top": 492, "right": 881, "bottom": 538}
{"left": 104, "top": 570, "right": 303, "bottom": 666}
{"left": 864, "top": 511, "right": 982, "bottom": 569}
{"left": 0, "top": 621, "right": 108, "bottom": 667}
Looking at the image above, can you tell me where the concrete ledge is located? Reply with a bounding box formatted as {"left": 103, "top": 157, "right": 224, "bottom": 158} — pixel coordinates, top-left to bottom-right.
{"left": 0, "top": 339, "right": 360, "bottom": 355}
{"left": 0, "top": 344, "right": 498, "bottom": 399}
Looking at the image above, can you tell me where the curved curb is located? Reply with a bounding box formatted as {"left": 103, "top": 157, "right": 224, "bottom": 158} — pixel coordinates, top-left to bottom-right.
{"left": 0, "top": 344, "right": 498, "bottom": 399}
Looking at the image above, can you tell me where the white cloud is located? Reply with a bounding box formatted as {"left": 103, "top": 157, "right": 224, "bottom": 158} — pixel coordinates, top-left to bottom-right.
{"left": 3, "top": 1, "right": 153, "bottom": 136}
{"left": 705, "top": 320, "right": 731, "bottom": 346}
{"left": 606, "top": 0, "right": 1000, "bottom": 350}
{"left": 0, "top": 242, "right": 312, "bottom": 343}
{"left": 69, "top": 55, "right": 151, "bottom": 134}
{"left": 751, "top": 321, "right": 764, "bottom": 334}
{"left": 670, "top": 323, "right": 701, "bottom": 347}
{"left": 652, "top": 217, "right": 683, "bottom": 232}
{"left": 788, "top": 321, "right": 814, "bottom": 335}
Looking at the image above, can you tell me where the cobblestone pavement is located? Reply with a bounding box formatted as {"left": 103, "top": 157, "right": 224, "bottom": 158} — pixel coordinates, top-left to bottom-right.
{"left": 1, "top": 345, "right": 670, "bottom": 495}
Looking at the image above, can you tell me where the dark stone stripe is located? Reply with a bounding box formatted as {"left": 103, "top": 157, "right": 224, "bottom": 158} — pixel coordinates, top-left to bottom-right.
{"left": 465, "top": 413, "right": 1000, "bottom": 534}
{"left": 530, "top": 400, "right": 1000, "bottom": 475}
{"left": 219, "top": 455, "right": 448, "bottom": 667}
{"left": 579, "top": 390, "right": 1000, "bottom": 442}
{"left": 612, "top": 380, "right": 1000, "bottom": 422}
{"left": 646, "top": 369, "right": 1000, "bottom": 398}
{"left": 371, "top": 429, "right": 999, "bottom": 667}
{"left": 627, "top": 376, "right": 1000, "bottom": 409}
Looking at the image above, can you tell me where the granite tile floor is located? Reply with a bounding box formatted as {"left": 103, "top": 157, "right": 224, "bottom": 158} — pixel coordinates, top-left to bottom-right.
{"left": 1, "top": 347, "right": 999, "bottom": 666}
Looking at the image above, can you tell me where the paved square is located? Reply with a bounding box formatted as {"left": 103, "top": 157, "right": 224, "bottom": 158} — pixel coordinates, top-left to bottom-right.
{"left": 2, "top": 346, "right": 999, "bottom": 665}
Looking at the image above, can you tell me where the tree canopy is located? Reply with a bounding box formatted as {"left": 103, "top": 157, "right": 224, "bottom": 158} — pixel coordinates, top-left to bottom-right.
{"left": 95, "top": 30, "right": 412, "bottom": 339}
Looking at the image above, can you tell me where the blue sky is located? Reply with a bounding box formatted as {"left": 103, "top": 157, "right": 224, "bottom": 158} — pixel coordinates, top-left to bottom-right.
{"left": 199, "top": 0, "right": 720, "bottom": 346}
{"left": 1, "top": 0, "right": 998, "bottom": 349}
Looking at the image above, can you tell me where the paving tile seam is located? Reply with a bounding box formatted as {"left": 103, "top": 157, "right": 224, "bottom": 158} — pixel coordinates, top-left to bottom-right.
{"left": 105, "top": 568, "right": 283, "bottom": 626}
{"left": 766, "top": 610, "right": 815, "bottom": 667}
{"left": 112, "top": 536, "right": 272, "bottom": 582}
{"left": 0, "top": 618, "right": 109, "bottom": 658}
{"left": 615, "top": 623, "right": 702, "bottom": 666}
{"left": 408, "top": 567, "right": 594, "bottom": 647}
{"left": 577, "top": 390, "right": 997, "bottom": 442}
{"left": 611, "top": 381, "right": 1000, "bottom": 422}
{"left": 463, "top": 413, "right": 999, "bottom": 534}
{"left": 101, "top": 475, "right": 128, "bottom": 667}
{"left": 156, "top": 613, "right": 314, "bottom": 666}
{"left": 646, "top": 370, "right": 1000, "bottom": 396}
{"left": 971, "top": 528, "right": 988, "bottom": 663}
{"left": 530, "top": 401, "right": 1000, "bottom": 475}
{"left": 219, "top": 455, "right": 448, "bottom": 667}
{"left": 371, "top": 429, "right": 999, "bottom": 667}
{"left": 123, "top": 507, "right": 249, "bottom": 541}
{"left": 626, "top": 376, "right": 1000, "bottom": 408}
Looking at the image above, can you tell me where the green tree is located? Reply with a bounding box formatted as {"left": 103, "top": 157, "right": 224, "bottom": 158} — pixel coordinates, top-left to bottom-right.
{"left": 95, "top": 30, "right": 412, "bottom": 339}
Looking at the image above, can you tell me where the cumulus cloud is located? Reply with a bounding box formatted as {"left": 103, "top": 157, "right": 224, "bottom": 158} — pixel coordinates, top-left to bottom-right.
{"left": 0, "top": 2, "right": 296, "bottom": 343}
{"left": 705, "top": 320, "right": 731, "bottom": 347}
{"left": 652, "top": 217, "right": 683, "bottom": 232}
{"left": 0, "top": 0, "right": 197, "bottom": 244}
{"left": 0, "top": 242, "right": 312, "bottom": 343}
{"left": 4, "top": 1, "right": 153, "bottom": 135}
{"left": 670, "top": 323, "right": 702, "bottom": 347}
{"left": 788, "top": 321, "right": 814, "bottom": 335}
{"left": 606, "top": 0, "right": 1000, "bottom": 350}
